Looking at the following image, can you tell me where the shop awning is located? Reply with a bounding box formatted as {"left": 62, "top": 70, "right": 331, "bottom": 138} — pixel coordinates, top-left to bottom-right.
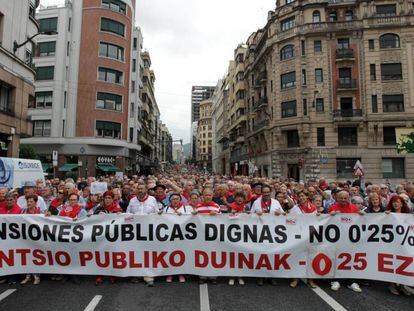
{"left": 96, "top": 164, "right": 119, "bottom": 172}
{"left": 42, "top": 163, "right": 52, "bottom": 172}
{"left": 59, "top": 163, "right": 79, "bottom": 172}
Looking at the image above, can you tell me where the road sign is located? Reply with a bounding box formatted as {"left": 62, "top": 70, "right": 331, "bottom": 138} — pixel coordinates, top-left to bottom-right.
{"left": 353, "top": 167, "right": 364, "bottom": 177}
{"left": 52, "top": 150, "right": 58, "bottom": 161}
{"left": 354, "top": 160, "right": 364, "bottom": 170}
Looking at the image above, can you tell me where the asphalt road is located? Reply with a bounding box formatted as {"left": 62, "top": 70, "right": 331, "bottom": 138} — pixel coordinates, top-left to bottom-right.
{"left": 0, "top": 276, "right": 412, "bottom": 311}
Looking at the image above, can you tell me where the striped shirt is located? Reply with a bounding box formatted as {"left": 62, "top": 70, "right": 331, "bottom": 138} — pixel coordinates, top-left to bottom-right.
{"left": 195, "top": 201, "right": 221, "bottom": 214}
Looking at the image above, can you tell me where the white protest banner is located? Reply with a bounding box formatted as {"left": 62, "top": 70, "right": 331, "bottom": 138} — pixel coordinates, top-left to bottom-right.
{"left": 0, "top": 214, "right": 413, "bottom": 286}
{"left": 90, "top": 182, "right": 108, "bottom": 194}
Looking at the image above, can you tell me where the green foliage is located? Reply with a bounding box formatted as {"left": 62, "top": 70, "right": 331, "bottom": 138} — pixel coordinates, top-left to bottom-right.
{"left": 397, "top": 132, "right": 414, "bottom": 154}
{"left": 19, "top": 144, "right": 38, "bottom": 159}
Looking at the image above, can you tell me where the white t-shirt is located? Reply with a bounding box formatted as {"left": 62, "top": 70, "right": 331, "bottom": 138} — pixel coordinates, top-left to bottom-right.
{"left": 251, "top": 197, "right": 283, "bottom": 214}
{"left": 17, "top": 195, "right": 47, "bottom": 213}
{"left": 126, "top": 195, "right": 158, "bottom": 214}
{"left": 290, "top": 204, "right": 317, "bottom": 215}
{"left": 163, "top": 205, "right": 192, "bottom": 215}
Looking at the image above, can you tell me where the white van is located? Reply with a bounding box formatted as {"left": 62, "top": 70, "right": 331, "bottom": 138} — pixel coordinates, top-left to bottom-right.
{"left": 0, "top": 158, "right": 45, "bottom": 188}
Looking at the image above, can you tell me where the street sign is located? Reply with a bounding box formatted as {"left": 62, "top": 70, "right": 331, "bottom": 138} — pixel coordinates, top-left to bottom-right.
{"left": 353, "top": 160, "right": 364, "bottom": 170}
{"left": 353, "top": 167, "right": 364, "bottom": 177}
{"left": 52, "top": 150, "right": 58, "bottom": 161}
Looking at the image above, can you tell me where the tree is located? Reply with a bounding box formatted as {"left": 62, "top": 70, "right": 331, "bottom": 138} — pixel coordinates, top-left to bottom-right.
{"left": 19, "top": 144, "right": 38, "bottom": 159}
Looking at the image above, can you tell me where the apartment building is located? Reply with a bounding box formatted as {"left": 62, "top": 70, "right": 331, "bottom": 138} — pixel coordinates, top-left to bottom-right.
{"left": 241, "top": 0, "right": 414, "bottom": 182}
{"left": 0, "top": 0, "right": 39, "bottom": 157}
{"left": 197, "top": 99, "right": 213, "bottom": 170}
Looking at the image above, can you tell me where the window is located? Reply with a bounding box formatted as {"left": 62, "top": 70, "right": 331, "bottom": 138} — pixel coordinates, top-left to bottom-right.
{"left": 376, "top": 4, "right": 396, "bottom": 17}
{"left": 372, "top": 95, "right": 378, "bottom": 113}
{"left": 281, "top": 17, "right": 295, "bottom": 31}
{"left": 131, "top": 80, "right": 135, "bottom": 92}
{"left": 280, "top": 45, "right": 295, "bottom": 60}
{"left": 96, "top": 92, "right": 122, "bottom": 111}
{"left": 345, "top": 10, "right": 353, "bottom": 21}
{"left": 301, "top": 40, "right": 306, "bottom": 56}
{"left": 381, "top": 63, "right": 402, "bottom": 80}
{"left": 39, "top": 17, "right": 57, "bottom": 33}
{"left": 338, "top": 127, "right": 357, "bottom": 146}
{"left": 129, "top": 127, "right": 134, "bottom": 142}
{"left": 96, "top": 121, "right": 121, "bottom": 139}
{"left": 369, "top": 39, "right": 375, "bottom": 50}
{"left": 337, "top": 38, "right": 350, "bottom": 49}
{"left": 281, "top": 71, "right": 296, "bottom": 89}
{"left": 0, "top": 83, "right": 11, "bottom": 113}
{"left": 329, "top": 11, "right": 337, "bottom": 22}
{"left": 281, "top": 100, "right": 297, "bottom": 118}
{"left": 37, "top": 41, "right": 56, "bottom": 56}
{"left": 132, "top": 59, "right": 136, "bottom": 72}
{"left": 102, "top": 0, "right": 126, "bottom": 14}
{"left": 315, "top": 68, "right": 323, "bottom": 83}
{"left": 382, "top": 158, "right": 405, "bottom": 178}
{"left": 25, "top": 49, "right": 32, "bottom": 66}
{"left": 68, "top": 17, "right": 71, "bottom": 32}
{"left": 379, "top": 33, "right": 400, "bottom": 49}
{"left": 286, "top": 130, "right": 299, "bottom": 148}
{"left": 383, "top": 127, "right": 396, "bottom": 145}
{"left": 303, "top": 99, "right": 307, "bottom": 116}
{"left": 312, "top": 11, "right": 321, "bottom": 23}
{"left": 383, "top": 94, "right": 404, "bottom": 112}
{"left": 62, "top": 120, "right": 65, "bottom": 137}
{"left": 337, "top": 158, "right": 360, "bottom": 178}
{"left": 98, "top": 67, "right": 123, "bottom": 84}
{"left": 101, "top": 17, "right": 125, "bottom": 37}
{"left": 133, "top": 38, "right": 137, "bottom": 50}
{"left": 99, "top": 42, "right": 124, "bottom": 61}
{"left": 370, "top": 64, "right": 376, "bottom": 81}
{"left": 317, "top": 128, "right": 325, "bottom": 146}
{"left": 33, "top": 120, "right": 51, "bottom": 137}
{"left": 67, "top": 41, "right": 70, "bottom": 56}
{"left": 35, "top": 66, "right": 54, "bottom": 80}
{"left": 315, "top": 98, "right": 324, "bottom": 112}
{"left": 314, "top": 40, "right": 322, "bottom": 52}
{"left": 302, "top": 69, "right": 306, "bottom": 85}
{"left": 35, "top": 91, "right": 53, "bottom": 108}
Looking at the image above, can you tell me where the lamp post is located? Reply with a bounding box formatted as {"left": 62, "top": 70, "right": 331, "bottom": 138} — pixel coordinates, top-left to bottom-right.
{"left": 13, "top": 30, "right": 58, "bottom": 53}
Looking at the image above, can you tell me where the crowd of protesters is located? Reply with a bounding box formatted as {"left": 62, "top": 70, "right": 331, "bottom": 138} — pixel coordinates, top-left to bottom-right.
{"left": 0, "top": 166, "right": 413, "bottom": 296}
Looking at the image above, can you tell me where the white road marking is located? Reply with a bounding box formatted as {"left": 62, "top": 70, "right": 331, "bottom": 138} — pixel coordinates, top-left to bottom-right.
{"left": 84, "top": 295, "right": 103, "bottom": 311}
{"left": 301, "top": 280, "right": 348, "bottom": 311}
{"left": 0, "top": 289, "right": 16, "bottom": 302}
{"left": 199, "top": 283, "right": 210, "bottom": 311}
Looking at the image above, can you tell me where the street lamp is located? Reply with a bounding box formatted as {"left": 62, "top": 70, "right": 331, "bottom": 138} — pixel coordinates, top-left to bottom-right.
{"left": 13, "top": 31, "right": 58, "bottom": 53}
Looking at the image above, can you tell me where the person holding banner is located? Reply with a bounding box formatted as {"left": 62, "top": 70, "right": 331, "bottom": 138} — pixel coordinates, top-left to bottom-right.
{"left": 17, "top": 181, "right": 47, "bottom": 213}
{"left": 162, "top": 193, "right": 191, "bottom": 283}
{"left": 126, "top": 184, "right": 158, "bottom": 286}
{"left": 251, "top": 185, "right": 284, "bottom": 216}
{"left": 93, "top": 190, "right": 122, "bottom": 285}
{"left": 193, "top": 188, "right": 221, "bottom": 284}
{"left": 328, "top": 191, "right": 363, "bottom": 293}
{"left": 385, "top": 195, "right": 412, "bottom": 296}
{"left": 251, "top": 185, "right": 284, "bottom": 286}
{"left": 288, "top": 190, "right": 318, "bottom": 289}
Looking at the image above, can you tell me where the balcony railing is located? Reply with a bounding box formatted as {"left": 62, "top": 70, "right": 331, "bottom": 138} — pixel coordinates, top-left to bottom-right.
{"left": 253, "top": 119, "right": 269, "bottom": 132}
{"left": 253, "top": 97, "right": 268, "bottom": 111}
{"left": 333, "top": 109, "right": 362, "bottom": 118}
{"left": 336, "top": 48, "right": 354, "bottom": 59}
{"left": 337, "top": 78, "right": 357, "bottom": 89}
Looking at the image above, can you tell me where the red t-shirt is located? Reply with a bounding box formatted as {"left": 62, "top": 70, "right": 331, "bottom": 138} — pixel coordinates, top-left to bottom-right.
{"left": 328, "top": 202, "right": 360, "bottom": 214}
{"left": 196, "top": 201, "right": 221, "bottom": 214}
{"left": 229, "top": 202, "right": 245, "bottom": 213}
{"left": 0, "top": 204, "right": 22, "bottom": 214}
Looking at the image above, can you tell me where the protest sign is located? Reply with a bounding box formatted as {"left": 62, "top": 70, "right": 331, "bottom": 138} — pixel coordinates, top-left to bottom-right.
{"left": 90, "top": 182, "right": 108, "bottom": 194}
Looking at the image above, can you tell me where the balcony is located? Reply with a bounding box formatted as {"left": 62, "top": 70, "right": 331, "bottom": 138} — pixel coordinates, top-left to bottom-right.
{"left": 253, "top": 97, "right": 268, "bottom": 111}
{"left": 337, "top": 78, "right": 357, "bottom": 90}
{"left": 336, "top": 48, "right": 354, "bottom": 60}
{"left": 333, "top": 109, "right": 362, "bottom": 119}
{"left": 253, "top": 119, "right": 269, "bottom": 132}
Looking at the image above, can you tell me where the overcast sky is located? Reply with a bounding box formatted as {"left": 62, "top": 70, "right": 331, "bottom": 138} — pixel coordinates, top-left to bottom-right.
{"left": 41, "top": 0, "right": 272, "bottom": 143}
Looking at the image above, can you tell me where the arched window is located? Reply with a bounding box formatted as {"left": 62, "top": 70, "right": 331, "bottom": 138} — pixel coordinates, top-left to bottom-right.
{"left": 280, "top": 45, "right": 295, "bottom": 60}
{"left": 345, "top": 10, "right": 353, "bottom": 21}
{"left": 380, "top": 33, "right": 400, "bottom": 49}
{"left": 312, "top": 10, "right": 321, "bottom": 23}
{"left": 329, "top": 11, "right": 337, "bottom": 22}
